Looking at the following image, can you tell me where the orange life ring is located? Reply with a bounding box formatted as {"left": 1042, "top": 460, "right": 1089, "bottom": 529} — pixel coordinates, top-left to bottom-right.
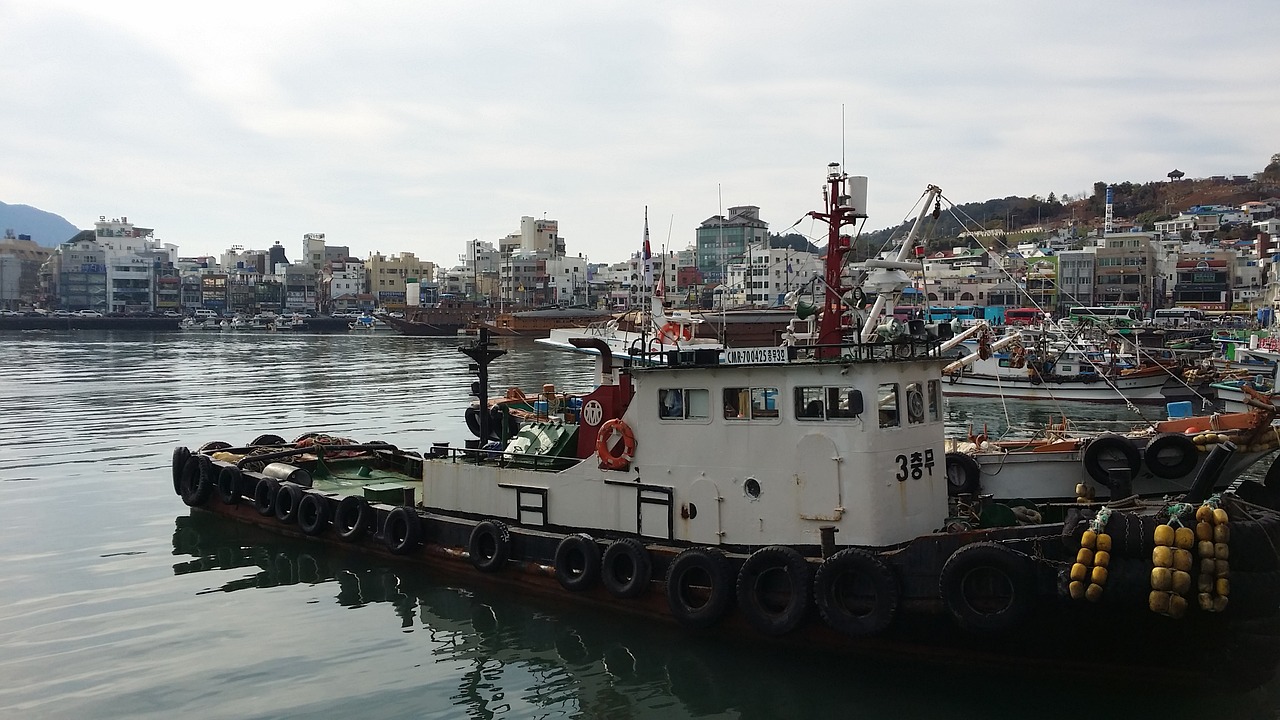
{"left": 656, "top": 322, "right": 693, "bottom": 344}
{"left": 596, "top": 418, "right": 636, "bottom": 470}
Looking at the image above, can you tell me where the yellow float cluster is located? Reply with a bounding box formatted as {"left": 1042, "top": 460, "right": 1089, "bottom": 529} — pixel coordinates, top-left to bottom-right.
{"left": 1074, "top": 483, "right": 1096, "bottom": 505}
{"left": 1070, "top": 528, "right": 1111, "bottom": 602}
{"left": 1149, "top": 522, "right": 1195, "bottom": 618}
{"left": 1191, "top": 430, "right": 1280, "bottom": 454}
{"left": 1194, "top": 503, "right": 1230, "bottom": 613}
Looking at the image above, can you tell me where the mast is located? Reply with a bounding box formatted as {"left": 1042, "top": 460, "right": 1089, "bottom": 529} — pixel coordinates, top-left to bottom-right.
{"left": 807, "top": 163, "right": 867, "bottom": 357}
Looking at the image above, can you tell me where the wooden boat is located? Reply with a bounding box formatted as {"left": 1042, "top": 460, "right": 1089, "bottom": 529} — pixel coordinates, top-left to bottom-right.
{"left": 475, "top": 307, "right": 615, "bottom": 338}
{"left": 380, "top": 299, "right": 493, "bottom": 336}
{"left": 170, "top": 165, "right": 1280, "bottom": 688}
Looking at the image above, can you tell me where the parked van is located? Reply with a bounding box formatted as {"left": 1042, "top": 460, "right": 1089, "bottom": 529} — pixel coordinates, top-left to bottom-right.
{"left": 192, "top": 309, "right": 219, "bottom": 319}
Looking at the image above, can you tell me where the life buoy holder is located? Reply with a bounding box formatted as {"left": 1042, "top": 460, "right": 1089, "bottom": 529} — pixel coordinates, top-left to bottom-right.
{"left": 469, "top": 519, "right": 511, "bottom": 572}
{"left": 736, "top": 545, "right": 812, "bottom": 636}
{"left": 601, "top": 537, "right": 652, "bottom": 599}
{"left": 656, "top": 321, "right": 693, "bottom": 344}
{"left": 813, "top": 548, "right": 900, "bottom": 636}
{"left": 596, "top": 418, "right": 636, "bottom": 471}
{"left": 1081, "top": 434, "right": 1142, "bottom": 485}
{"left": 554, "top": 533, "right": 602, "bottom": 592}
{"left": 939, "top": 541, "right": 1036, "bottom": 633}
{"left": 297, "top": 493, "right": 330, "bottom": 536}
{"left": 665, "top": 547, "right": 734, "bottom": 629}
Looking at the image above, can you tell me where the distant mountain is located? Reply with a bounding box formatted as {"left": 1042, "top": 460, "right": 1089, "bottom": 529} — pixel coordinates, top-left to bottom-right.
{"left": 0, "top": 202, "right": 81, "bottom": 247}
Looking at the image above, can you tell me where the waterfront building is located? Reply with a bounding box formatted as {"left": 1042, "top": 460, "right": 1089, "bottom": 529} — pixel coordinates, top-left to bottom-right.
{"left": 696, "top": 206, "right": 768, "bottom": 285}
{"left": 367, "top": 251, "right": 436, "bottom": 307}
{"left": 319, "top": 256, "right": 369, "bottom": 313}
{"left": 1171, "top": 250, "right": 1233, "bottom": 311}
{"left": 721, "top": 242, "right": 821, "bottom": 307}
{"left": 0, "top": 231, "right": 52, "bottom": 309}
{"left": 42, "top": 231, "right": 107, "bottom": 311}
{"left": 545, "top": 254, "right": 590, "bottom": 306}
{"left": 1092, "top": 233, "right": 1157, "bottom": 310}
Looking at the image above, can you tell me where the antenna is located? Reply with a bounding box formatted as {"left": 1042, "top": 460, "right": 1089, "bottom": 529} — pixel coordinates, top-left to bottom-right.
{"left": 841, "top": 104, "right": 846, "bottom": 170}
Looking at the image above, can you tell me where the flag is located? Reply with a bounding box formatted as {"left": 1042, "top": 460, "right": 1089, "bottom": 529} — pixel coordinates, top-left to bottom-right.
{"left": 643, "top": 206, "right": 653, "bottom": 292}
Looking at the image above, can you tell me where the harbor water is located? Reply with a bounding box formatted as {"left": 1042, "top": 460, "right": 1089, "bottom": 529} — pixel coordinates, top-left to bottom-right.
{"left": 3, "top": 331, "right": 1280, "bottom": 719}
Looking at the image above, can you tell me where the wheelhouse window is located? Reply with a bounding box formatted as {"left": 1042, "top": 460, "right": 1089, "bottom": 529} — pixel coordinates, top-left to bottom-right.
{"left": 659, "top": 388, "right": 709, "bottom": 420}
{"left": 724, "top": 387, "right": 779, "bottom": 421}
{"left": 877, "top": 383, "right": 900, "bottom": 428}
{"left": 927, "top": 380, "right": 941, "bottom": 421}
{"left": 905, "top": 382, "right": 925, "bottom": 425}
{"left": 795, "top": 385, "right": 861, "bottom": 420}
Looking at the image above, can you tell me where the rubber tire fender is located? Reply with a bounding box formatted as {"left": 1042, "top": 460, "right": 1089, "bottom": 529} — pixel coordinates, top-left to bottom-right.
{"left": 217, "top": 465, "right": 242, "bottom": 505}
{"left": 275, "top": 483, "right": 303, "bottom": 524}
{"left": 939, "top": 541, "right": 1036, "bottom": 634}
{"left": 1082, "top": 434, "right": 1142, "bottom": 485}
{"left": 172, "top": 446, "right": 191, "bottom": 496}
{"left": 469, "top": 520, "right": 511, "bottom": 573}
{"left": 813, "top": 547, "right": 901, "bottom": 637}
{"left": 464, "top": 405, "right": 484, "bottom": 439}
{"left": 945, "top": 452, "right": 982, "bottom": 496}
{"left": 180, "top": 456, "right": 214, "bottom": 507}
{"left": 1144, "top": 432, "right": 1199, "bottom": 480}
{"left": 253, "top": 477, "right": 280, "bottom": 517}
{"left": 554, "top": 533, "right": 602, "bottom": 592}
{"left": 297, "top": 493, "right": 330, "bottom": 536}
{"left": 334, "top": 496, "right": 372, "bottom": 541}
{"left": 601, "top": 538, "right": 653, "bottom": 599}
{"left": 197, "top": 441, "right": 231, "bottom": 453}
{"left": 383, "top": 506, "right": 423, "bottom": 555}
{"left": 249, "top": 434, "right": 288, "bottom": 447}
{"left": 665, "top": 547, "right": 735, "bottom": 630}
{"left": 735, "top": 545, "right": 812, "bottom": 636}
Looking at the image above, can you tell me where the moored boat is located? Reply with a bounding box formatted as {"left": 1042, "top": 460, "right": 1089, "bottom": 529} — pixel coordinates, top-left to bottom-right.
{"left": 171, "top": 165, "right": 1280, "bottom": 687}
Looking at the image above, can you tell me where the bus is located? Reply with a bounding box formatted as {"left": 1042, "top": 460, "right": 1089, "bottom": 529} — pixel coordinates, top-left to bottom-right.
{"left": 1152, "top": 307, "right": 1206, "bottom": 327}
{"left": 1004, "top": 308, "right": 1045, "bottom": 326}
{"left": 1067, "top": 306, "right": 1143, "bottom": 326}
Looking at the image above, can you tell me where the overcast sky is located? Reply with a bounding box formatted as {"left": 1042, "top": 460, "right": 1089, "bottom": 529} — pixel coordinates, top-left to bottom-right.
{"left": 3, "top": 1, "right": 1276, "bottom": 266}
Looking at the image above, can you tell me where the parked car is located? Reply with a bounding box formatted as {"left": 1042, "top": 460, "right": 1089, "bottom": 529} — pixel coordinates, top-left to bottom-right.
{"left": 75, "top": 310, "right": 104, "bottom": 317}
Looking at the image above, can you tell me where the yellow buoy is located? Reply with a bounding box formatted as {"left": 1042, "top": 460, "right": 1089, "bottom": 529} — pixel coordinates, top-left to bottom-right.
{"left": 1081, "top": 529, "right": 1097, "bottom": 550}
{"left": 1213, "top": 524, "right": 1230, "bottom": 544}
{"left": 1071, "top": 563, "right": 1088, "bottom": 582}
{"left": 1094, "top": 550, "right": 1110, "bottom": 568}
{"left": 1152, "top": 545, "right": 1174, "bottom": 568}
{"left": 1196, "top": 505, "right": 1213, "bottom": 523}
{"left": 1213, "top": 508, "right": 1229, "bottom": 525}
{"left": 1195, "top": 521, "right": 1213, "bottom": 542}
{"left": 1069, "top": 580, "right": 1086, "bottom": 600}
{"left": 1154, "top": 524, "right": 1175, "bottom": 547}
{"left": 1216, "top": 577, "right": 1231, "bottom": 596}
{"left": 1198, "top": 574, "right": 1214, "bottom": 593}
{"left": 1174, "top": 526, "right": 1194, "bottom": 550}
{"left": 1198, "top": 592, "right": 1214, "bottom": 611}
{"left": 1151, "top": 566, "right": 1173, "bottom": 591}
{"left": 1201, "top": 557, "right": 1216, "bottom": 575}
{"left": 1215, "top": 543, "right": 1230, "bottom": 561}
{"left": 1091, "top": 566, "right": 1109, "bottom": 585}
{"left": 1076, "top": 547, "right": 1094, "bottom": 565}
{"left": 1086, "top": 583, "right": 1104, "bottom": 602}
{"left": 1096, "top": 533, "right": 1112, "bottom": 553}
{"left": 1169, "top": 594, "right": 1188, "bottom": 619}
{"left": 1216, "top": 559, "right": 1230, "bottom": 577}
{"left": 1198, "top": 541, "right": 1216, "bottom": 559}
{"left": 1149, "top": 590, "right": 1172, "bottom": 614}
{"left": 1213, "top": 595, "right": 1229, "bottom": 612}
{"left": 1173, "top": 548, "right": 1193, "bottom": 572}
{"left": 1172, "top": 570, "right": 1191, "bottom": 595}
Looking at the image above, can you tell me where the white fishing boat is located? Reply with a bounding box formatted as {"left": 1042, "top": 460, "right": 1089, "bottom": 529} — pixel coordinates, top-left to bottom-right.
{"left": 172, "top": 165, "right": 1280, "bottom": 688}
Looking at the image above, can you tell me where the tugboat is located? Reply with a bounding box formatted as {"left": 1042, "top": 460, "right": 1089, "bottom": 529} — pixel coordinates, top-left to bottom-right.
{"left": 171, "top": 164, "right": 1280, "bottom": 687}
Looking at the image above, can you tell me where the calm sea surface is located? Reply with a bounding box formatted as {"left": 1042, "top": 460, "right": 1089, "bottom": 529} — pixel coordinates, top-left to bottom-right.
{"left": 2, "top": 330, "right": 1279, "bottom": 719}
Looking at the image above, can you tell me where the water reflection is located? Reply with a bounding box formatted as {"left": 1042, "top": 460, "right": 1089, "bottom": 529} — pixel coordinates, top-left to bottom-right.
{"left": 170, "top": 512, "right": 1280, "bottom": 720}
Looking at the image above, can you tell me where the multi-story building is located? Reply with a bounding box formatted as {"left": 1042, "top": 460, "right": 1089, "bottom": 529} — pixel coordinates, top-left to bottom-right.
{"left": 0, "top": 231, "right": 52, "bottom": 309}
{"left": 722, "top": 242, "right": 822, "bottom": 307}
{"left": 1092, "top": 233, "right": 1157, "bottom": 310}
{"left": 696, "top": 206, "right": 768, "bottom": 285}
{"left": 366, "top": 251, "right": 435, "bottom": 307}
{"left": 43, "top": 231, "right": 108, "bottom": 311}
{"left": 545, "top": 254, "right": 590, "bottom": 306}
{"left": 320, "top": 257, "right": 369, "bottom": 313}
